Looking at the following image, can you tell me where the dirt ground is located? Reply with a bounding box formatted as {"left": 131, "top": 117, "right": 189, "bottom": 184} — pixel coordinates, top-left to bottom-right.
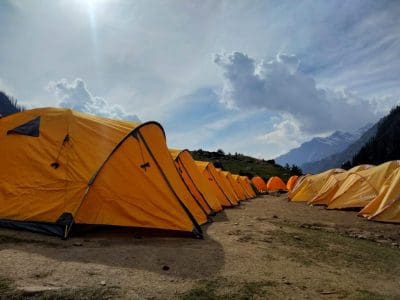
{"left": 1, "top": 194, "right": 400, "bottom": 299}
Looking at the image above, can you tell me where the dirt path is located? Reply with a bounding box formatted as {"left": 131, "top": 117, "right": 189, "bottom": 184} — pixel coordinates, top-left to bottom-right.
{"left": 1, "top": 194, "right": 400, "bottom": 299}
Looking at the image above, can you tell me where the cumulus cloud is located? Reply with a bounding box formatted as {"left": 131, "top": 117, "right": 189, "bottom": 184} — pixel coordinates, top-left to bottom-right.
{"left": 47, "top": 78, "right": 140, "bottom": 122}
{"left": 257, "top": 117, "right": 311, "bottom": 157}
{"left": 214, "top": 52, "right": 379, "bottom": 134}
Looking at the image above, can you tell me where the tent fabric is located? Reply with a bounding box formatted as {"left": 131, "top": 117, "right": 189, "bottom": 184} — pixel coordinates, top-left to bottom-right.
{"left": 241, "top": 176, "right": 256, "bottom": 198}
{"left": 195, "top": 161, "right": 235, "bottom": 207}
{"left": 216, "top": 169, "right": 240, "bottom": 204}
{"left": 252, "top": 176, "right": 266, "bottom": 193}
{"left": 0, "top": 108, "right": 207, "bottom": 238}
{"left": 234, "top": 175, "right": 253, "bottom": 199}
{"left": 224, "top": 172, "right": 246, "bottom": 201}
{"left": 266, "top": 176, "right": 287, "bottom": 191}
{"left": 286, "top": 176, "right": 299, "bottom": 192}
{"left": 327, "top": 161, "right": 400, "bottom": 210}
{"left": 289, "top": 169, "right": 345, "bottom": 202}
{"left": 170, "top": 149, "right": 222, "bottom": 213}
{"left": 359, "top": 168, "right": 400, "bottom": 222}
{"left": 309, "top": 165, "right": 374, "bottom": 206}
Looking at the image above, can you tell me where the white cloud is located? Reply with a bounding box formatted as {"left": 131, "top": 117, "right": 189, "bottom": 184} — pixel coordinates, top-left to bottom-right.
{"left": 214, "top": 51, "right": 380, "bottom": 134}
{"left": 257, "top": 118, "right": 311, "bottom": 158}
{"left": 47, "top": 78, "right": 140, "bottom": 122}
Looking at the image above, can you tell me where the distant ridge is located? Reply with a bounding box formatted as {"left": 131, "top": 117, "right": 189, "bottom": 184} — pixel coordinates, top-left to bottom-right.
{"left": 276, "top": 125, "right": 371, "bottom": 167}
{"left": 301, "top": 123, "right": 378, "bottom": 173}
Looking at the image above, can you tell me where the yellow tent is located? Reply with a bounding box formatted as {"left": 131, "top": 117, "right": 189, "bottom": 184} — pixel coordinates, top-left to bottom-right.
{"left": 170, "top": 149, "right": 222, "bottom": 214}
{"left": 0, "top": 108, "right": 208, "bottom": 238}
{"left": 359, "top": 168, "right": 400, "bottom": 222}
{"left": 223, "top": 171, "right": 246, "bottom": 201}
{"left": 241, "top": 176, "right": 256, "bottom": 198}
{"left": 195, "top": 161, "right": 236, "bottom": 207}
{"left": 289, "top": 169, "right": 344, "bottom": 202}
{"left": 309, "top": 165, "right": 374, "bottom": 206}
{"left": 216, "top": 169, "right": 240, "bottom": 204}
{"left": 328, "top": 161, "right": 400, "bottom": 210}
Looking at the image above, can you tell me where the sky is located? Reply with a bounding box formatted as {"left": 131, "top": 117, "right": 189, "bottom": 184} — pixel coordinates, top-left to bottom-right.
{"left": 1, "top": 0, "right": 399, "bottom": 159}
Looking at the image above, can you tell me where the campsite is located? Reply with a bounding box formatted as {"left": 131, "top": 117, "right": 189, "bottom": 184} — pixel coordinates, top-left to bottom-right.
{"left": 1, "top": 1, "right": 400, "bottom": 299}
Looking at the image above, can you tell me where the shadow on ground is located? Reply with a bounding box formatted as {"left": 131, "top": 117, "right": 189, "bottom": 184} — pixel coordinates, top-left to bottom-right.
{"left": 0, "top": 222, "right": 225, "bottom": 279}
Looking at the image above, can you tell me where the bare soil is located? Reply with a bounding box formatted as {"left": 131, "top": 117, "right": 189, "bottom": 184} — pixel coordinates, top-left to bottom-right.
{"left": 1, "top": 194, "right": 400, "bottom": 299}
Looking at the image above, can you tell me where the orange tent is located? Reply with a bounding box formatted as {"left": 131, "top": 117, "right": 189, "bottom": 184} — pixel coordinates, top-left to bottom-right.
{"left": 223, "top": 171, "right": 246, "bottom": 201}
{"left": 216, "top": 169, "right": 240, "bottom": 204}
{"left": 286, "top": 175, "right": 299, "bottom": 192}
{"left": 170, "top": 149, "right": 222, "bottom": 214}
{"left": 241, "top": 176, "right": 256, "bottom": 198}
{"left": 252, "top": 176, "right": 266, "bottom": 193}
{"left": 233, "top": 175, "right": 252, "bottom": 199}
{"left": 0, "top": 108, "right": 207, "bottom": 238}
{"left": 266, "top": 176, "right": 287, "bottom": 191}
{"left": 195, "top": 161, "right": 236, "bottom": 207}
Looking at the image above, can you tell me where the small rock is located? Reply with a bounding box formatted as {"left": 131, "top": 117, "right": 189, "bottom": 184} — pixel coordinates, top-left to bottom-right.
{"left": 18, "top": 286, "right": 60, "bottom": 296}
{"left": 162, "top": 265, "right": 170, "bottom": 271}
{"left": 73, "top": 242, "right": 83, "bottom": 247}
{"left": 320, "top": 291, "right": 336, "bottom": 295}
{"left": 273, "top": 215, "right": 278, "bottom": 219}
{"left": 234, "top": 223, "right": 239, "bottom": 225}
{"left": 100, "top": 280, "right": 106, "bottom": 286}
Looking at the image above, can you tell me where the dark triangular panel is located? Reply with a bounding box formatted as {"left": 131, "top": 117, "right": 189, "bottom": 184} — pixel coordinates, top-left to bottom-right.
{"left": 7, "top": 116, "right": 40, "bottom": 137}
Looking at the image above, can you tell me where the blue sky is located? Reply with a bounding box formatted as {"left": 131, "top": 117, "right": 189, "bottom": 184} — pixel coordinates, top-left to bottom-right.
{"left": 0, "top": 0, "right": 399, "bottom": 159}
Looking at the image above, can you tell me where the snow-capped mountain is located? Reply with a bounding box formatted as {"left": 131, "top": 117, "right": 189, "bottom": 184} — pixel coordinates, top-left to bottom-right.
{"left": 275, "top": 124, "right": 372, "bottom": 167}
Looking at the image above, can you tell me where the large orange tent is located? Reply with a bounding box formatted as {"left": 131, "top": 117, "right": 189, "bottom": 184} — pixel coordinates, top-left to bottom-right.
{"left": 170, "top": 149, "right": 222, "bottom": 214}
{"left": 252, "top": 176, "right": 266, "bottom": 193}
{"left": 0, "top": 108, "right": 207, "bottom": 238}
{"left": 195, "top": 161, "right": 235, "bottom": 207}
{"left": 286, "top": 175, "right": 299, "bottom": 192}
{"left": 266, "top": 176, "right": 287, "bottom": 191}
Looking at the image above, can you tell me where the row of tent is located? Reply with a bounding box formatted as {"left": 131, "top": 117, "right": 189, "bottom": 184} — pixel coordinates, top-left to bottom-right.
{"left": 251, "top": 175, "right": 297, "bottom": 193}
{"left": 0, "top": 108, "right": 257, "bottom": 238}
{"left": 288, "top": 160, "right": 400, "bottom": 223}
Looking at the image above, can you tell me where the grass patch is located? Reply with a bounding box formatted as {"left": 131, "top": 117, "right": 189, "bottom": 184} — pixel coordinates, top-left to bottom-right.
{"left": 0, "top": 234, "right": 62, "bottom": 248}
{"left": 354, "top": 289, "right": 388, "bottom": 300}
{"left": 0, "top": 276, "right": 119, "bottom": 300}
{"left": 267, "top": 224, "right": 400, "bottom": 275}
{"left": 179, "top": 278, "right": 279, "bottom": 300}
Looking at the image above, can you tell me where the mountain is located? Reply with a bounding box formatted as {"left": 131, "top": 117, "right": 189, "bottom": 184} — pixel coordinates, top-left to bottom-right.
{"left": 301, "top": 123, "right": 378, "bottom": 173}
{"left": 275, "top": 126, "right": 371, "bottom": 167}
{"left": 352, "top": 106, "right": 400, "bottom": 166}
{"left": 0, "top": 91, "right": 24, "bottom": 116}
{"left": 191, "top": 149, "right": 301, "bottom": 181}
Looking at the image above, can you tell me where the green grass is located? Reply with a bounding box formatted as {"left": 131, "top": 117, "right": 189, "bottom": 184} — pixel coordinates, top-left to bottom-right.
{"left": 0, "top": 276, "right": 119, "bottom": 300}
{"left": 191, "top": 150, "right": 291, "bottom": 181}
{"left": 267, "top": 223, "right": 400, "bottom": 275}
{"left": 178, "top": 278, "right": 278, "bottom": 300}
{"left": 0, "top": 234, "right": 63, "bottom": 248}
